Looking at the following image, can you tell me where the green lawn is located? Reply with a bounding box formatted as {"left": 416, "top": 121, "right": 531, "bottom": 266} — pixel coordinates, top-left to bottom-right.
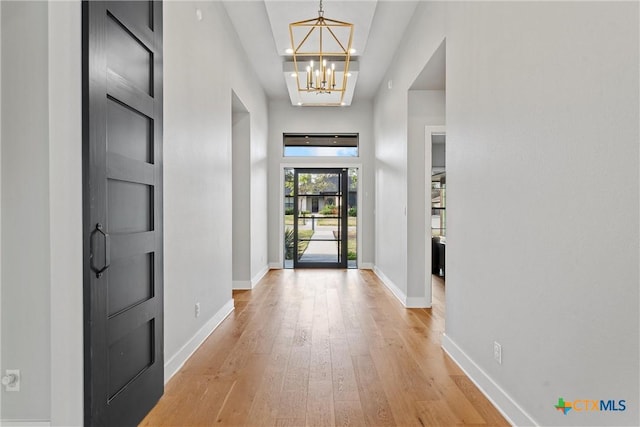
{"left": 317, "top": 217, "right": 357, "bottom": 226}
{"left": 297, "top": 229, "right": 314, "bottom": 256}
{"left": 284, "top": 215, "right": 313, "bottom": 226}
{"left": 285, "top": 228, "right": 315, "bottom": 259}
{"left": 285, "top": 218, "right": 357, "bottom": 261}
{"left": 347, "top": 231, "right": 357, "bottom": 260}
{"left": 285, "top": 215, "right": 357, "bottom": 227}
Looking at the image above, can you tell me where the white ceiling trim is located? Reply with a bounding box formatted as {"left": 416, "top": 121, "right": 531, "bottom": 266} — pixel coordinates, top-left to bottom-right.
{"left": 283, "top": 61, "right": 359, "bottom": 106}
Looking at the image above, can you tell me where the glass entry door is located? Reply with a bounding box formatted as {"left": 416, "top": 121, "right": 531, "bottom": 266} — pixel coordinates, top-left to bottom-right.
{"left": 293, "top": 168, "right": 348, "bottom": 268}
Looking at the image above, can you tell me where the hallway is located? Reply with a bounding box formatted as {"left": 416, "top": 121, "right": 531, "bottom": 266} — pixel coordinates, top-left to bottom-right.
{"left": 141, "top": 270, "right": 508, "bottom": 426}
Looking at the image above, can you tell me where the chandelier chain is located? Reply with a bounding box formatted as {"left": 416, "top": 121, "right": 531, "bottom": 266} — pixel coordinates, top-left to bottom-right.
{"left": 318, "top": 0, "right": 324, "bottom": 17}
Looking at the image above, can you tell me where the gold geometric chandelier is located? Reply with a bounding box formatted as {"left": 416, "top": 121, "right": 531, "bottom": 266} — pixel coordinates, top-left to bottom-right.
{"left": 289, "top": 0, "right": 354, "bottom": 105}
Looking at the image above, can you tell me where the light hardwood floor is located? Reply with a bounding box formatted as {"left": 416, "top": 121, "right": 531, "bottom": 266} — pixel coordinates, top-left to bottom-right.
{"left": 140, "top": 270, "right": 508, "bottom": 426}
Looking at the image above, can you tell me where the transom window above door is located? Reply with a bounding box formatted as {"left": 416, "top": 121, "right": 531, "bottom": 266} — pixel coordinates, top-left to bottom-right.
{"left": 283, "top": 133, "right": 358, "bottom": 157}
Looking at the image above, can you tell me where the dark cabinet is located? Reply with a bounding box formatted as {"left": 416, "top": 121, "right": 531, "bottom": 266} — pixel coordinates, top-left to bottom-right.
{"left": 431, "top": 173, "right": 445, "bottom": 277}
{"left": 432, "top": 238, "right": 445, "bottom": 277}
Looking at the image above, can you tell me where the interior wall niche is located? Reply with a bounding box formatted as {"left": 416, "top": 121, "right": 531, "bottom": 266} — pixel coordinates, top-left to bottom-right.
{"left": 232, "top": 91, "right": 251, "bottom": 289}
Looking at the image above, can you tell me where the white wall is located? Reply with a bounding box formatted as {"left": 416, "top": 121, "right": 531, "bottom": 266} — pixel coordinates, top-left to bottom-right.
{"left": 446, "top": 3, "right": 639, "bottom": 425}
{"left": 267, "top": 100, "right": 374, "bottom": 268}
{"left": 1, "top": 2, "right": 83, "bottom": 425}
{"left": 375, "top": 2, "right": 639, "bottom": 426}
{"left": 373, "top": 3, "right": 446, "bottom": 304}
{"left": 163, "top": 1, "right": 269, "bottom": 371}
{"left": 0, "top": 2, "right": 3, "bottom": 421}
{"left": 47, "top": 2, "right": 82, "bottom": 425}
{"left": 0, "top": 0, "right": 270, "bottom": 423}
{"left": 1, "top": 1, "right": 268, "bottom": 424}
{"left": 250, "top": 103, "right": 269, "bottom": 282}
{"left": 432, "top": 140, "right": 445, "bottom": 170}
{"left": 407, "top": 90, "right": 445, "bottom": 306}
{"left": 1, "top": 1, "right": 51, "bottom": 421}
{"left": 0, "top": 1, "right": 4, "bottom": 421}
{"left": 232, "top": 100, "right": 251, "bottom": 288}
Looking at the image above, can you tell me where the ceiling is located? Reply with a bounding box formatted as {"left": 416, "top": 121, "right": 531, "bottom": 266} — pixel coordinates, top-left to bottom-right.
{"left": 222, "top": 0, "right": 424, "bottom": 107}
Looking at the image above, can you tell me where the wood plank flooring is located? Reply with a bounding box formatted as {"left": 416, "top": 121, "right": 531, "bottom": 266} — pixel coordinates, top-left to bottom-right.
{"left": 140, "top": 270, "right": 508, "bottom": 426}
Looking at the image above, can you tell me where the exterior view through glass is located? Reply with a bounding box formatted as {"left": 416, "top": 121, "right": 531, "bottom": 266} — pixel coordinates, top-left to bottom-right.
{"left": 284, "top": 167, "right": 357, "bottom": 268}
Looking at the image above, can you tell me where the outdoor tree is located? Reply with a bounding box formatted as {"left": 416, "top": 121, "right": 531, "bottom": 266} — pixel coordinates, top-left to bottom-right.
{"left": 286, "top": 170, "right": 339, "bottom": 196}
{"left": 349, "top": 168, "right": 358, "bottom": 191}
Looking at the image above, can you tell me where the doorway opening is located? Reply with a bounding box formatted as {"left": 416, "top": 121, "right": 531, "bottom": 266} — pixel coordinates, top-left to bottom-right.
{"left": 428, "top": 128, "right": 446, "bottom": 303}
{"left": 284, "top": 167, "right": 358, "bottom": 269}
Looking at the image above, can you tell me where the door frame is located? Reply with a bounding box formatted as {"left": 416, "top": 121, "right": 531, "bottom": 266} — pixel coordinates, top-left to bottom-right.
{"left": 279, "top": 161, "right": 362, "bottom": 269}
{"left": 425, "top": 126, "right": 446, "bottom": 308}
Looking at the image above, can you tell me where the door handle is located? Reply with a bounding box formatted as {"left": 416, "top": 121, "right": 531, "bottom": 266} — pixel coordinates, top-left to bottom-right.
{"left": 91, "top": 223, "right": 111, "bottom": 278}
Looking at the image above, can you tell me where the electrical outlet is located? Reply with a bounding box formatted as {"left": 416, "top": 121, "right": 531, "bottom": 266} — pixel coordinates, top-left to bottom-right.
{"left": 493, "top": 341, "right": 502, "bottom": 365}
{"left": 2, "top": 369, "right": 20, "bottom": 392}
{"left": 195, "top": 302, "right": 201, "bottom": 318}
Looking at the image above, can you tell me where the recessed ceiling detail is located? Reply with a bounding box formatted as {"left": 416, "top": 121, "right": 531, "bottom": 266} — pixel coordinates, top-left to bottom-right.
{"left": 284, "top": 61, "right": 359, "bottom": 106}
{"left": 222, "top": 1, "right": 421, "bottom": 106}
{"left": 266, "top": 0, "right": 377, "bottom": 107}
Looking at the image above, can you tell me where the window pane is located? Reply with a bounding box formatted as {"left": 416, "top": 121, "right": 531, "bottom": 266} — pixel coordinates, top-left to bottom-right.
{"left": 283, "top": 133, "right": 358, "bottom": 157}
{"left": 284, "top": 146, "right": 358, "bottom": 157}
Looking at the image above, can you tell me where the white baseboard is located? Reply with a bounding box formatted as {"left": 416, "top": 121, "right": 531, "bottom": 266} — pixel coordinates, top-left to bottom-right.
{"left": 164, "top": 299, "right": 235, "bottom": 382}
{"left": 406, "top": 296, "right": 431, "bottom": 308}
{"left": 233, "top": 266, "right": 269, "bottom": 290}
{"left": 269, "top": 262, "right": 282, "bottom": 269}
{"left": 373, "top": 266, "right": 407, "bottom": 306}
{"left": 0, "top": 421, "right": 50, "bottom": 427}
{"left": 372, "top": 266, "right": 431, "bottom": 308}
{"left": 441, "top": 334, "right": 537, "bottom": 427}
{"left": 232, "top": 280, "right": 251, "bottom": 290}
{"left": 359, "top": 262, "right": 374, "bottom": 270}
{"left": 251, "top": 265, "right": 269, "bottom": 288}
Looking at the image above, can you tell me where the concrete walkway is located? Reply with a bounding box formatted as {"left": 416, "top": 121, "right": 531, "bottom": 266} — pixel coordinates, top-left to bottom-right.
{"left": 298, "top": 228, "right": 339, "bottom": 263}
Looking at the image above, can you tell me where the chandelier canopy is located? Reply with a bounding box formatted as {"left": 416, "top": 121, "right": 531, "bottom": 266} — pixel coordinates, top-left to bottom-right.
{"left": 288, "top": 0, "right": 354, "bottom": 106}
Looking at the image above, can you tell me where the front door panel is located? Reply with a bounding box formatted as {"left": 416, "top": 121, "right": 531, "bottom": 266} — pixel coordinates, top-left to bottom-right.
{"left": 293, "top": 168, "right": 348, "bottom": 268}
{"left": 83, "top": 2, "right": 164, "bottom": 425}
